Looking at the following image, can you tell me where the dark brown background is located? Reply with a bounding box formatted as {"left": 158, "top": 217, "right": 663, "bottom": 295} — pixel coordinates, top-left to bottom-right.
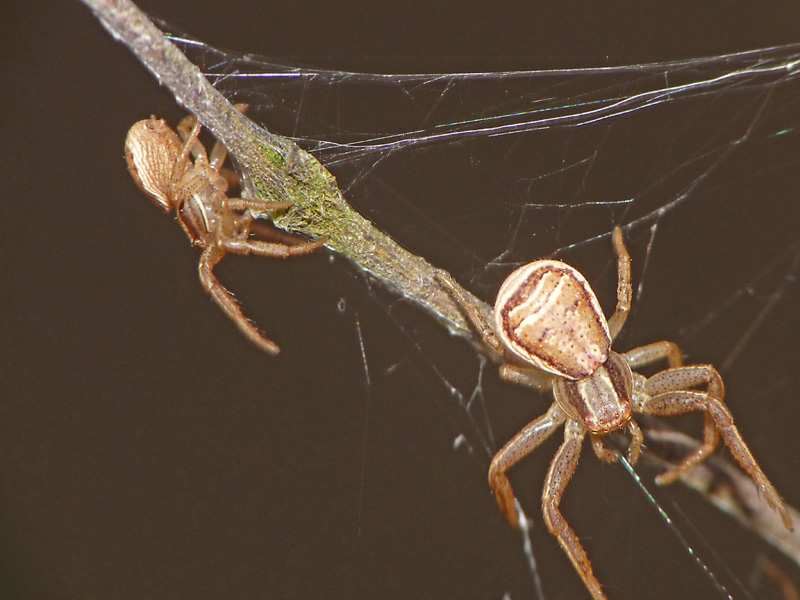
{"left": 2, "top": 1, "right": 800, "bottom": 599}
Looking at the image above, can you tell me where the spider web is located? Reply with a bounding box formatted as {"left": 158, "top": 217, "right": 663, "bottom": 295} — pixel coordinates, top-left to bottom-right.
{"left": 159, "top": 27, "right": 800, "bottom": 599}
{"left": 159, "top": 34, "right": 800, "bottom": 599}
{"left": 122, "top": 7, "right": 800, "bottom": 598}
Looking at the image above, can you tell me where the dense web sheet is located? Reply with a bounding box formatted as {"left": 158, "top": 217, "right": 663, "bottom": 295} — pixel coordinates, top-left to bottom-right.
{"left": 155, "top": 34, "right": 800, "bottom": 599}
{"left": 179, "top": 36, "right": 800, "bottom": 267}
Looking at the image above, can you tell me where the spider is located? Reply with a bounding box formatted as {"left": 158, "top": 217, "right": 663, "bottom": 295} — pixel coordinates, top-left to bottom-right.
{"left": 437, "top": 228, "right": 791, "bottom": 600}
{"left": 125, "top": 111, "right": 327, "bottom": 355}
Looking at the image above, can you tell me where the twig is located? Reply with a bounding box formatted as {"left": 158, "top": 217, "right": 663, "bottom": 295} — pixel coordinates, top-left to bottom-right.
{"left": 79, "top": 0, "right": 494, "bottom": 351}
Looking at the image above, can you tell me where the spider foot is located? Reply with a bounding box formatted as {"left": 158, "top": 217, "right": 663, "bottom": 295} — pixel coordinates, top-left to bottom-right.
{"left": 778, "top": 507, "right": 793, "bottom": 531}
{"left": 653, "top": 453, "right": 705, "bottom": 486}
{"left": 287, "top": 235, "right": 328, "bottom": 257}
{"left": 489, "top": 469, "right": 521, "bottom": 528}
{"left": 654, "top": 467, "right": 682, "bottom": 486}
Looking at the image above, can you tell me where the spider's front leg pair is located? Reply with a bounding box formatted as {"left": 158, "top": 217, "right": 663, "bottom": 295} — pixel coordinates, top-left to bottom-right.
{"left": 125, "top": 113, "right": 327, "bottom": 356}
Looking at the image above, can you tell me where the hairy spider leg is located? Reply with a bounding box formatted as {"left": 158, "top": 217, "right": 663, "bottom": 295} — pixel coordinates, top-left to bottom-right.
{"left": 636, "top": 367, "right": 792, "bottom": 530}
{"left": 607, "top": 227, "right": 631, "bottom": 341}
{"left": 542, "top": 419, "right": 607, "bottom": 600}
{"left": 488, "top": 402, "right": 566, "bottom": 527}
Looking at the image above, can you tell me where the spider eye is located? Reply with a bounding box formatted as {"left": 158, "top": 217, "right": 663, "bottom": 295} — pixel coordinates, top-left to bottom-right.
{"left": 584, "top": 403, "right": 632, "bottom": 434}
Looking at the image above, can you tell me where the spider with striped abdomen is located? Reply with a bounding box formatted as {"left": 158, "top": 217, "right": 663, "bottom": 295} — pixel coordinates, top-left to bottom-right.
{"left": 437, "top": 227, "right": 791, "bottom": 600}
{"left": 125, "top": 110, "right": 327, "bottom": 355}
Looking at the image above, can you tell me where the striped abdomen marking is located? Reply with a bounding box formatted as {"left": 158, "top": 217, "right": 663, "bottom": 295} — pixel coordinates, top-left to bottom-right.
{"left": 494, "top": 260, "right": 611, "bottom": 379}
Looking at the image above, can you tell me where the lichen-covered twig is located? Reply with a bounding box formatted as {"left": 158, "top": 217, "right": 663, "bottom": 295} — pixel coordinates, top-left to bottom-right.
{"left": 80, "top": 0, "right": 493, "bottom": 352}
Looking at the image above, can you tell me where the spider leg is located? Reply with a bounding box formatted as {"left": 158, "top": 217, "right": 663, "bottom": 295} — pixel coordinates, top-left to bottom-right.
{"left": 177, "top": 104, "right": 247, "bottom": 172}
{"left": 197, "top": 244, "right": 280, "bottom": 356}
{"left": 543, "top": 419, "right": 607, "bottom": 600}
{"left": 223, "top": 236, "right": 327, "bottom": 258}
{"left": 225, "top": 198, "right": 294, "bottom": 215}
{"left": 647, "top": 394, "right": 721, "bottom": 483}
{"left": 435, "top": 270, "right": 503, "bottom": 354}
{"left": 590, "top": 434, "right": 619, "bottom": 463}
{"left": 638, "top": 367, "right": 791, "bottom": 529}
{"left": 174, "top": 118, "right": 205, "bottom": 178}
{"left": 637, "top": 365, "right": 723, "bottom": 483}
{"left": 212, "top": 197, "right": 295, "bottom": 246}
{"left": 207, "top": 104, "right": 247, "bottom": 171}
{"left": 223, "top": 198, "right": 326, "bottom": 254}
{"left": 498, "top": 363, "right": 554, "bottom": 392}
{"left": 625, "top": 419, "right": 643, "bottom": 464}
{"left": 176, "top": 116, "right": 208, "bottom": 164}
{"left": 623, "top": 340, "right": 683, "bottom": 370}
{"left": 207, "top": 141, "right": 228, "bottom": 173}
{"left": 487, "top": 402, "right": 566, "bottom": 527}
{"left": 589, "top": 419, "right": 643, "bottom": 465}
{"left": 607, "top": 227, "right": 631, "bottom": 341}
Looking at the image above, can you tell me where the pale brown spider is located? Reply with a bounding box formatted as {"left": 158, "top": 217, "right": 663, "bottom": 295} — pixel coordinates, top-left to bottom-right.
{"left": 437, "top": 228, "right": 791, "bottom": 600}
{"left": 125, "top": 111, "right": 326, "bottom": 355}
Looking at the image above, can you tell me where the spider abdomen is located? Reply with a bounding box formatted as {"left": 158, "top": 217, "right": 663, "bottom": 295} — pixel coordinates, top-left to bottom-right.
{"left": 495, "top": 260, "right": 611, "bottom": 379}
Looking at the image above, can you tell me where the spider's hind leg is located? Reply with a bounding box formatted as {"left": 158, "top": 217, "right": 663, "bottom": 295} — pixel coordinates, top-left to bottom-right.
{"left": 638, "top": 366, "right": 791, "bottom": 530}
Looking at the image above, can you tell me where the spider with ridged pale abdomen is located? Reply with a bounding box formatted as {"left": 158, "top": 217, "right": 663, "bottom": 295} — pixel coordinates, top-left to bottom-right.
{"left": 125, "top": 110, "right": 327, "bottom": 355}
{"left": 437, "top": 227, "right": 791, "bottom": 600}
